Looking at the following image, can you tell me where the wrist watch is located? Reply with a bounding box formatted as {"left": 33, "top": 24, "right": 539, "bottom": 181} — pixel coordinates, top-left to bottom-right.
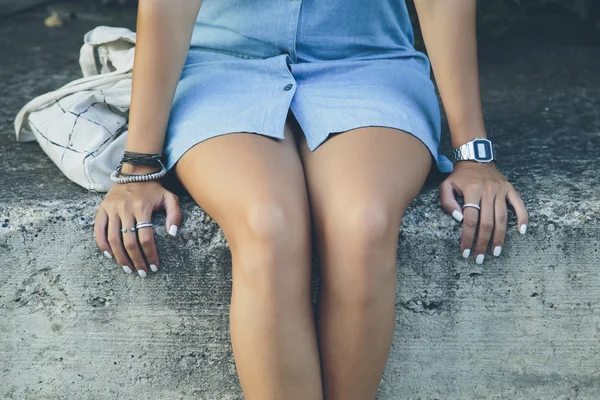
{"left": 452, "top": 138, "right": 495, "bottom": 163}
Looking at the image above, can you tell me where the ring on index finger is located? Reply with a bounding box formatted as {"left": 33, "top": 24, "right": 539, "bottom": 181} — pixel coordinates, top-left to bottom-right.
{"left": 135, "top": 221, "right": 154, "bottom": 230}
{"left": 462, "top": 203, "right": 481, "bottom": 211}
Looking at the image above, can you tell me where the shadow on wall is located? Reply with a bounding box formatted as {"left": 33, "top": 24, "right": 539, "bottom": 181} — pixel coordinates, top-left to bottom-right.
{"left": 0, "top": 0, "right": 137, "bottom": 20}
{"left": 2, "top": 0, "right": 600, "bottom": 36}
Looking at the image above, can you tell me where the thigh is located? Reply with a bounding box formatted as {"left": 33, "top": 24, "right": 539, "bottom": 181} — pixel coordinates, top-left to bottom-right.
{"left": 174, "top": 111, "right": 310, "bottom": 251}
{"left": 295, "top": 125, "right": 432, "bottom": 243}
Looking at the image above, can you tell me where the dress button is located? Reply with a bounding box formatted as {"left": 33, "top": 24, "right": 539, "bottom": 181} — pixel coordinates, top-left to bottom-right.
{"left": 284, "top": 84, "right": 293, "bottom": 91}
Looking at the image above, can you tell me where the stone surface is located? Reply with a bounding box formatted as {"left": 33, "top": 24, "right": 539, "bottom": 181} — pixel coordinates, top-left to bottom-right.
{"left": 1, "top": 4, "right": 600, "bottom": 399}
{"left": 0, "top": 1, "right": 48, "bottom": 18}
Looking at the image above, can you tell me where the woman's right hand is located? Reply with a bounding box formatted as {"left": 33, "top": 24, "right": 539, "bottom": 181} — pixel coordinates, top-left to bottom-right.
{"left": 94, "top": 164, "right": 182, "bottom": 277}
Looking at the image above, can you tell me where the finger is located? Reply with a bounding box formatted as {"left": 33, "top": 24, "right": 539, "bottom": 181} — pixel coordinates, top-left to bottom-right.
{"left": 460, "top": 195, "right": 481, "bottom": 259}
{"left": 107, "top": 213, "right": 134, "bottom": 275}
{"left": 134, "top": 208, "right": 159, "bottom": 273}
{"left": 164, "top": 192, "right": 182, "bottom": 237}
{"left": 121, "top": 215, "right": 149, "bottom": 278}
{"left": 507, "top": 185, "right": 529, "bottom": 234}
{"left": 492, "top": 192, "right": 508, "bottom": 257}
{"left": 440, "top": 179, "right": 464, "bottom": 222}
{"left": 94, "top": 207, "right": 112, "bottom": 259}
{"left": 474, "top": 191, "right": 496, "bottom": 264}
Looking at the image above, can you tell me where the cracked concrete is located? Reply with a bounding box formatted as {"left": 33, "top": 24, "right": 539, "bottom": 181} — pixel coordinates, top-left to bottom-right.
{"left": 1, "top": 3, "right": 600, "bottom": 399}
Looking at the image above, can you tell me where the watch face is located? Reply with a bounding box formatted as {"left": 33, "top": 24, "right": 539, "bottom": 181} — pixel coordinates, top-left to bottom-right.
{"left": 473, "top": 139, "right": 493, "bottom": 161}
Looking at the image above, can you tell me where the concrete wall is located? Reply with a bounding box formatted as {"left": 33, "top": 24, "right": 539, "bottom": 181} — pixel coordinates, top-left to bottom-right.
{"left": 2, "top": 198, "right": 600, "bottom": 399}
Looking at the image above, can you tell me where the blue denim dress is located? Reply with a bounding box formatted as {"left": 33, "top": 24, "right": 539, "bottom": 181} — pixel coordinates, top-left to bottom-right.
{"left": 164, "top": 0, "right": 454, "bottom": 173}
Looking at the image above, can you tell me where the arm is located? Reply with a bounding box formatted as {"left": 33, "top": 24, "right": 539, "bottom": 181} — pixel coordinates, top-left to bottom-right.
{"left": 95, "top": 0, "right": 203, "bottom": 277}
{"left": 122, "top": 0, "right": 203, "bottom": 174}
{"left": 413, "top": 0, "right": 528, "bottom": 263}
{"left": 413, "top": 0, "right": 485, "bottom": 149}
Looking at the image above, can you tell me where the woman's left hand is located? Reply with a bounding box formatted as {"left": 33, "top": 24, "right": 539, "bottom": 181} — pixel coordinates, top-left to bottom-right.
{"left": 439, "top": 161, "right": 529, "bottom": 264}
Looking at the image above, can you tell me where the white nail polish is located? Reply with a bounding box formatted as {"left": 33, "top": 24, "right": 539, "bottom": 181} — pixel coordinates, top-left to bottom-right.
{"left": 122, "top": 266, "right": 133, "bottom": 274}
{"left": 138, "top": 269, "right": 147, "bottom": 278}
{"left": 462, "top": 249, "right": 470, "bottom": 258}
{"left": 519, "top": 224, "right": 527, "bottom": 234}
{"left": 493, "top": 246, "right": 502, "bottom": 257}
{"left": 150, "top": 264, "right": 158, "bottom": 272}
{"left": 103, "top": 251, "right": 113, "bottom": 259}
{"left": 452, "top": 210, "right": 464, "bottom": 222}
{"left": 476, "top": 254, "right": 485, "bottom": 264}
{"left": 169, "top": 225, "right": 178, "bottom": 237}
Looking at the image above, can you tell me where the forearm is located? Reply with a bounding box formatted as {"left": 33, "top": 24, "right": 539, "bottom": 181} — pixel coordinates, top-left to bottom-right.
{"left": 124, "top": 0, "right": 202, "bottom": 166}
{"left": 413, "top": 0, "right": 485, "bottom": 149}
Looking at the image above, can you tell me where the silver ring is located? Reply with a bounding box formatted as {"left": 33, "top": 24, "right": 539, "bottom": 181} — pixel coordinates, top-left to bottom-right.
{"left": 130, "top": 226, "right": 136, "bottom": 232}
{"left": 121, "top": 228, "right": 127, "bottom": 233}
{"left": 462, "top": 203, "right": 481, "bottom": 211}
{"left": 135, "top": 223, "right": 154, "bottom": 229}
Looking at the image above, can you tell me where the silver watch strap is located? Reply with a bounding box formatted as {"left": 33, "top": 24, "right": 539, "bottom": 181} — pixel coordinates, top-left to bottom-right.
{"left": 453, "top": 138, "right": 495, "bottom": 163}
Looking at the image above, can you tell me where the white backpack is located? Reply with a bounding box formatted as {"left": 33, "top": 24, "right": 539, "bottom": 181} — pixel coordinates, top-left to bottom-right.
{"left": 14, "top": 26, "right": 137, "bottom": 193}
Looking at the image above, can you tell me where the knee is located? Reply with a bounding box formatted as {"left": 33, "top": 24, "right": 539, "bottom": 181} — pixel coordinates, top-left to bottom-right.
{"left": 230, "top": 200, "right": 309, "bottom": 286}
{"left": 322, "top": 201, "right": 400, "bottom": 303}
{"left": 331, "top": 200, "right": 398, "bottom": 250}
{"left": 244, "top": 202, "right": 289, "bottom": 242}
{"left": 241, "top": 201, "right": 306, "bottom": 248}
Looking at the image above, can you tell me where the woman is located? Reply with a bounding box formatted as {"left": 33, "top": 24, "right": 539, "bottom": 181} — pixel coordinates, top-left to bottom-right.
{"left": 94, "top": 0, "right": 529, "bottom": 398}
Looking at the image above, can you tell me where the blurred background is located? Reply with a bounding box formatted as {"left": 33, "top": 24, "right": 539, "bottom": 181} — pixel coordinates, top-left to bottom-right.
{"left": 2, "top": 0, "right": 599, "bottom": 39}
{"left": 1, "top": 0, "right": 598, "bottom": 191}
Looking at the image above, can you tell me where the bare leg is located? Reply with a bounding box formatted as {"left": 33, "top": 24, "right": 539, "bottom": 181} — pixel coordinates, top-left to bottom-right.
{"left": 295, "top": 126, "right": 432, "bottom": 399}
{"left": 175, "top": 113, "right": 323, "bottom": 400}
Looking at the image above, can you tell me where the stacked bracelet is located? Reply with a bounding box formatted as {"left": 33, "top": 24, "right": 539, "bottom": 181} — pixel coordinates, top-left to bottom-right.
{"left": 110, "top": 151, "right": 168, "bottom": 184}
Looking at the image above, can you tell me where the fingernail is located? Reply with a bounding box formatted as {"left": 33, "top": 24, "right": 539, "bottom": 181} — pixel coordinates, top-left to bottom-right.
{"left": 138, "top": 269, "right": 147, "bottom": 278}
{"left": 452, "top": 210, "right": 464, "bottom": 222}
{"left": 476, "top": 254, "right": 485, "bottom": 264}
{"left": 519, "top": 224, "right": 527, "bottom": 234}
{"left": 169, "top": 225, "right": 178, "bottom": 237}
{"left": 150, "top": 264, "right": 158, "bottom": 272}
{"left": 462, "top": 249, "right": 470, "bottom": 258}
{"left": 103, "top": 251, "right": 113, "bottom": 259}
{"left": 493, "top": 246, "right": 502, "bottom": 257}
{"left": 122, "top": 266, "right": 133, "bottom": 274}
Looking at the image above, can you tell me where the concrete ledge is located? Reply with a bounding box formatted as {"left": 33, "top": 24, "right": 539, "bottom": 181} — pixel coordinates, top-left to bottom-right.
{"left": 2, "top": 195, "right": 600, "bottom": 399}
{"left": 2, "top": 4, "right": 600, "bottom": 399}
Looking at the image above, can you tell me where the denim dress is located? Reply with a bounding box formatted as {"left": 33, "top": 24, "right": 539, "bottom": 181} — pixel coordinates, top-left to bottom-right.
{"left": 164, "top": 0, "right": 454, "bottom": 173}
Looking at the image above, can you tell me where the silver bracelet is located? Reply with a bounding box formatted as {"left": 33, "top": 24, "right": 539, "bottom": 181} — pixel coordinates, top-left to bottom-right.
{"left": 110, "top": 159, "right": 168, "bottom": 184}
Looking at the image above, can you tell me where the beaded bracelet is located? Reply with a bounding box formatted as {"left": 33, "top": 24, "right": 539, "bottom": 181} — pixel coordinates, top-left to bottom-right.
{"left": 110, "top": 152, "right": 168, "bottom": 184}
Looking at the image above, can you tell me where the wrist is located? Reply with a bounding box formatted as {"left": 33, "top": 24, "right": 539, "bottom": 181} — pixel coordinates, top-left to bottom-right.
{"left": 452, "top": 137, "right": 495, "bottom": 164}
{"left": 455, "top": 159, "right": 496, "bottom": 168}
{"left": 110, "top": 151, "right": 167, "bottom": 185}
{"left": 451, "top": 133, "right": 488, "bottom": 150}
{"left": 120, "top": 163, "right": 161, "bottom": 175}
{"left": 448, "top": 122, "right": 488, "bottom": 149}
